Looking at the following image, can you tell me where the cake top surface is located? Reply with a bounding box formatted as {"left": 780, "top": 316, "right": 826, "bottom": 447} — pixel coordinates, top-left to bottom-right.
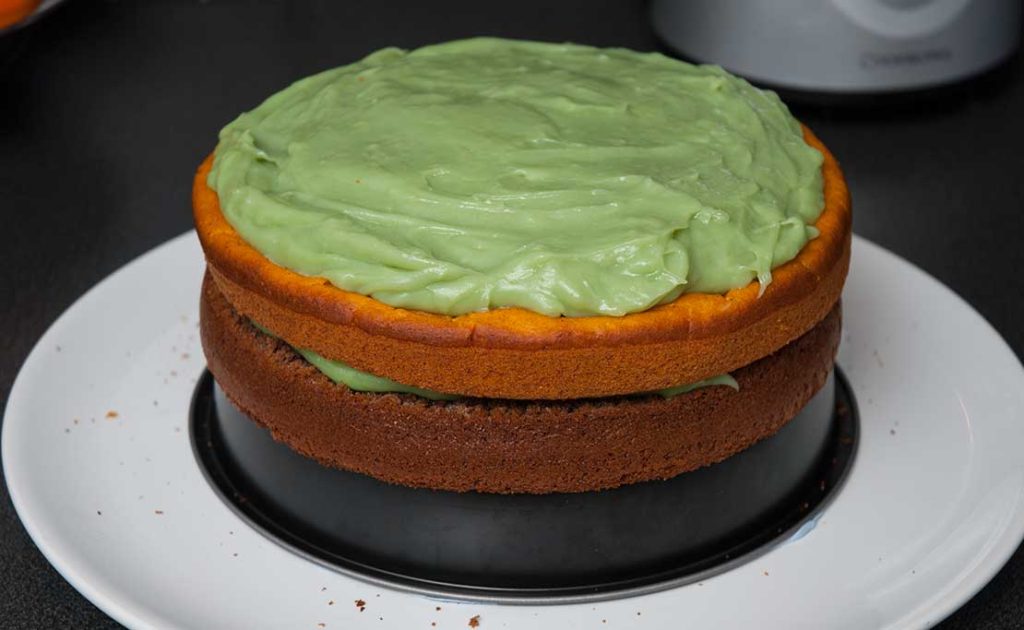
{"left": 208, "top": 37, "right": 824, "bottom": 317}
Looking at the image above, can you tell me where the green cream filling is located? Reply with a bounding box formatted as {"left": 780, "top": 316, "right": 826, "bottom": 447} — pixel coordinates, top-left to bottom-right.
{"left": 656, "top": 374, "right": 739, "bottom": 399}
{"left": 210, "top": 37, "right": 824, "bottom": 318}
{"left": 253, "top": 321, "right": 736, "bottom": 400}
{"left": 294, "top": 346, "right": 460, "bottom": 401}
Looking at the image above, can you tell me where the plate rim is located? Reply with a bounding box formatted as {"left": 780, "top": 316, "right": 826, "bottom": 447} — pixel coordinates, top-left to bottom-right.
{"left": 4, "top": 231, "right": 1024, "bottom": 629}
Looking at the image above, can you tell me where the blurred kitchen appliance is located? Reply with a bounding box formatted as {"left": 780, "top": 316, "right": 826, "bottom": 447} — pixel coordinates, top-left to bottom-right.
{"left": 650, "top": 0, "right": 1021, "bottom": 95}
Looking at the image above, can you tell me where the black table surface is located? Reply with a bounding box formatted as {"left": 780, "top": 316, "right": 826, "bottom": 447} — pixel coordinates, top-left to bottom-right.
{"left": 2, "top": 1, "right": 1023, "bottom": 627}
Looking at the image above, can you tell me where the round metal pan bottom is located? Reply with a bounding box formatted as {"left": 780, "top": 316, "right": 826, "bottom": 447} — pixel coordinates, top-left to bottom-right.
{"left": 190, "top": 369, "right": 858, "bottom": 604}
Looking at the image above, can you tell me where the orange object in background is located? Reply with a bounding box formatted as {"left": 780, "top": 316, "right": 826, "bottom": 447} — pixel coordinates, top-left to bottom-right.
{"left": 0, "top": 0, "right": 40, "bottom": 29}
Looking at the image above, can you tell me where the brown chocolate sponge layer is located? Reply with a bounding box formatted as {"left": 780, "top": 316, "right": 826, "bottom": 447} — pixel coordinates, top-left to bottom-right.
{"left": 200, "top": 272, "right": 842, "bottom": 494}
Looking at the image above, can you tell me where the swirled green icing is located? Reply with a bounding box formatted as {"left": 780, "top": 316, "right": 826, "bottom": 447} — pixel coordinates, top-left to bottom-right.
{"left": 209, "top": 38, "right": 824, "bottom": 317}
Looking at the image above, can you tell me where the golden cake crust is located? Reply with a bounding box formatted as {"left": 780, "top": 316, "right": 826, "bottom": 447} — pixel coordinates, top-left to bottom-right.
{"left": 194, "top": 127, "right": 851, "bottom": 399}
{"left": 200, "top": 273, "right": 842, "bottom": 494}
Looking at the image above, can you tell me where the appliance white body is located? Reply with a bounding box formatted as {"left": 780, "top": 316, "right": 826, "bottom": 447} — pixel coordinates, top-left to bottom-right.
{"left": 650, "top": 0, "right": 1021, "bottom": 93}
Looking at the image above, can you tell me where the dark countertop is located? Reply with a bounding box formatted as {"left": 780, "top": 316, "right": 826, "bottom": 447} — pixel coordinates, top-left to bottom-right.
{"left": 1, "top": 1, "right": 1022, "bottom": 627}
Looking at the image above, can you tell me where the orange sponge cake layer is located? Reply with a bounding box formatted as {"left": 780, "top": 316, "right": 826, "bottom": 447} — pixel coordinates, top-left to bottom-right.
{"left": 195, "top": 127, "right": 850, "bottom": 400}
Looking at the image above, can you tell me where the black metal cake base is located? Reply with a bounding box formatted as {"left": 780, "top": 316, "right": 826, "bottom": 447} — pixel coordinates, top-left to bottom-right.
{"left": 190, "top": 369, "right": 857, "bottom": 603}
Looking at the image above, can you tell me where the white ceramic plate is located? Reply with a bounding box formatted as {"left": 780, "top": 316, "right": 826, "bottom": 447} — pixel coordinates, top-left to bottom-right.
{"left": 5, "top": 232, "right": 1024, "bottom": 629}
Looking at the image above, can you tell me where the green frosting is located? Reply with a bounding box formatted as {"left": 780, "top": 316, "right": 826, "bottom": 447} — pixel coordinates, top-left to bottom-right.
{"left": 656, "top": 374, "right": 739, "bottom": 398}
{"left": 294, "top": 346, "right": 459, "bottom": 401}
{"left": 250, "top": 321, "right": 458, "bottom": 400}
{"left": 209, "top": 38, "right": 824, "bottom": 318}
{"left": 253, "top": 320, "right": 734, "bottom": 400}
